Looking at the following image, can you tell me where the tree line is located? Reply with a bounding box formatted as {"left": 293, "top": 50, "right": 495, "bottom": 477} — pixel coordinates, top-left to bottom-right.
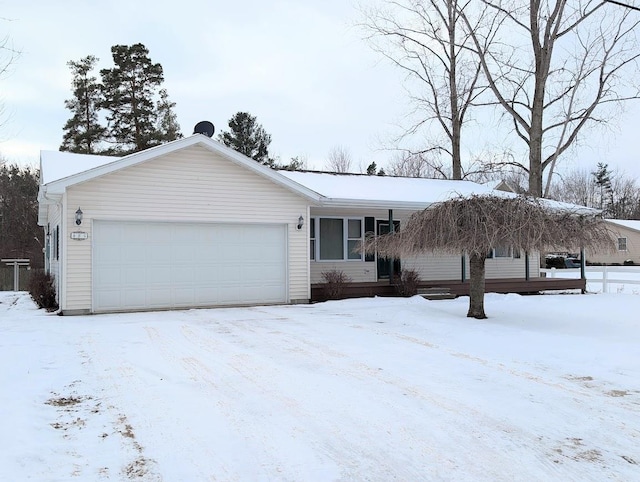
{"left": 61, "top": 43, "right": 182, "bottom": 155}
{"left": 361, "top": 0, "right": 640, "bottom": 197}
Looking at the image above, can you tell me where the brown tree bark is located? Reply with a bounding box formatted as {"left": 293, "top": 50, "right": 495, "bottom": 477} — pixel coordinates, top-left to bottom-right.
{"left": 467, "top": 252, "right": 487, "bottom": 319}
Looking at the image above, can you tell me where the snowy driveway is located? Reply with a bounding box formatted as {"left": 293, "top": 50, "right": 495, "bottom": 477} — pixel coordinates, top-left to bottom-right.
{"left": 1, "top": 292, "right": 639, "bottom": 481}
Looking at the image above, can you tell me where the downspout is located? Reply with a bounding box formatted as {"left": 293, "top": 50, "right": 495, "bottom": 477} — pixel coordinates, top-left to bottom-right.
{"left": 525, "top": 251, "right": 530, "bottom": 281}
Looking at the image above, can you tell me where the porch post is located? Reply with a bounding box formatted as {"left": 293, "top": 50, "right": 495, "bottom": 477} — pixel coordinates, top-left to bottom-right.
{"left": 525, "top": 251, "right": 530, "bottom": 281}
{"left": 580, "top": 247, "right": 586, "bottom": 294}
{"left": 388, "top": 209, "right": 394, "bottom": 285}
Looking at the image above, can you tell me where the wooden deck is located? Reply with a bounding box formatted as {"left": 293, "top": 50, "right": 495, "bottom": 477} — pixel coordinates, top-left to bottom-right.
{"left": 311, "top": 277, "right": 586, "bottom": 302}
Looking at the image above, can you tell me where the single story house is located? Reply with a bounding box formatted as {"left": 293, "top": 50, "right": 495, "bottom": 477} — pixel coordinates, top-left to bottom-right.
{"left": 586, "top": 219, "right": 640, "bottom": 265}
{"left": 39, "top": 134, "right": 549, "bottom": 315}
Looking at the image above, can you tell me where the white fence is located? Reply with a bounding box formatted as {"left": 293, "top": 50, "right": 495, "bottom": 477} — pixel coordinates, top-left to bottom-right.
{"left": 541, "top": 266, "right": 640, "bottom": 294}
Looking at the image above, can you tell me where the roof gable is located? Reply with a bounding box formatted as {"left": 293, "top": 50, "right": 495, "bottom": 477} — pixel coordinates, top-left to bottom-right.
{"left": 39, "top": 135, "right": 321, "bottom": 202}
{"left": 606, "top": 219, "right": 640, "bottom": 234}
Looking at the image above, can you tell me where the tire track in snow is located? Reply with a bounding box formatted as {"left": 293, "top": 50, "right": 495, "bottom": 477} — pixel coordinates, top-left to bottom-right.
{"left": 176, "top": 320, "right": 562, "bottom": 481}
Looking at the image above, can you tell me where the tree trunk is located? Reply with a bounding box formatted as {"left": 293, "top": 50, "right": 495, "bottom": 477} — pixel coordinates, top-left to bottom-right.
{"left": 467, "top": 252, "right": 487, "bottom": 319}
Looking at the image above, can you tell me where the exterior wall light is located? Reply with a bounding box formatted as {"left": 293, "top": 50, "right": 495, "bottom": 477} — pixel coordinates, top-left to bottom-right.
{"left": 75, "top": 207, "right": 83, "bottom": 226}
{"left": 297, "top": 215, "right": 304, "bottom": 230}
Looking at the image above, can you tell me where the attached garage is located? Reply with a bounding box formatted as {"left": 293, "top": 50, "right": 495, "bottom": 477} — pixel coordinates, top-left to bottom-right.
{"left": 93, "top": 220, "right": 288, "bottom": 312}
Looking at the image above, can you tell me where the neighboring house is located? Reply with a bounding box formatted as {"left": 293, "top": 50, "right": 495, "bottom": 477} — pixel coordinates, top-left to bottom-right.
{"left": 38, "top": 134, "right": 541, "bottom": 315}
{"left": 586, "top": 219, "right": 640, "bottom": 265}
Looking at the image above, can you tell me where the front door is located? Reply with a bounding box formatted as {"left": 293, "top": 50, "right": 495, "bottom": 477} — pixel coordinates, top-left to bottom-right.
{"left": 376, "top": 220, "right": 401, "bottom": 279}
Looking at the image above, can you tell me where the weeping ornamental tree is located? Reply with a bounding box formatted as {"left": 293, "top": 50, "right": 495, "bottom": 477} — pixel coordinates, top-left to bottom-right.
{"left": 362, "top": 195, "right": 613, "bottom": 319}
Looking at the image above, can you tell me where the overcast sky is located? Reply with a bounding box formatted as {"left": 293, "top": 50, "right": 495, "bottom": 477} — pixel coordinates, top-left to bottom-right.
{"left": 2, "top": 0, "right": 640, "bottom": 180}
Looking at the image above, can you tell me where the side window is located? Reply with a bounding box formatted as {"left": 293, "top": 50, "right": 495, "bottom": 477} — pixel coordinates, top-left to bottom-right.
{"left": 54, "top": 226, "right": 60, "bottom": 261}
{"left": 347, "top": 219, "right": 362, "bottom": 260}
{"left": 618, "top": 237, "right": 627, "bottom": 251}
{"left": 310, "top": 218, "right": 316, "bottom": 260}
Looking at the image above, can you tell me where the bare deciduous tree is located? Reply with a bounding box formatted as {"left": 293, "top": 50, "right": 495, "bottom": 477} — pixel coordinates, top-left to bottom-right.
{"left": 361, "top": 0, "right": 497, "bottom": 179}
{"left": 550, "top": 163, "right": 640, "bottom": 218}
{"left": 388, "top": 151, "right": 448, "bottom": 178}
{"left": 326, "top": 145, "right": 353, "bottom": 173}
{"left": 460, "top": 0, "right": 640, "bottom": 197}
{"left": 362, "top": 195, "right": 613, "bottom": 318}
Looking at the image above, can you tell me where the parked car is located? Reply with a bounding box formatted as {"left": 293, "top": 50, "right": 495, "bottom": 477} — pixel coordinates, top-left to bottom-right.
{"left": 545, "top": 253, "right": 581, "bottom": 269}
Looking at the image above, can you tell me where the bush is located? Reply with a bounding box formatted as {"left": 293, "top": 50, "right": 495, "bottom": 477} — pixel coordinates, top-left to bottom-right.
{"left": 394, "top": 269, "right": 421, "bottom": 297}
{"left": 321, "top": 270, "right": 352, "bottom": 300}
{"left": 28, "top": 269, "right": 58, "bottom": 311}
{"left": 624, "top": 259, "right": 635, "bottom": 266}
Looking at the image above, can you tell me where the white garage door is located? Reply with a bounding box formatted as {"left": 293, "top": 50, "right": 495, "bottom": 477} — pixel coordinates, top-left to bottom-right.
{"left": 93, "top": 221, "right": 287, "bottom": 312}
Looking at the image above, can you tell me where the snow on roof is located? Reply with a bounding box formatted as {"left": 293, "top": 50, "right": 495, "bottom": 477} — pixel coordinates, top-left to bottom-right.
{"left": 606, "top": 219, "right": 640, "bottom": 232}
{"left": 40, "top": 150, "right": 121, "bottom": 185}
{"left": 278, "top": 171, "right": 496, "bottom": 207}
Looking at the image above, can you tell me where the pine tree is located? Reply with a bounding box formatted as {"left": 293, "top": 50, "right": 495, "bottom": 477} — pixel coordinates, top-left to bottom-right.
{"left": 100, "top": 43, "right": 167, "bottom": 154}
{"left": 592, "top": 163, "right": 613, "bottom": 212}
{"left": 156, "top": 89, "right": 182, "bottom": 143}
{"left": 0, "top": 164, "right": 42, "bottom": 267}
{"left": 60, "top": 56, "right": 106, "bottom": 153}
{"left": 218, "top": 112, "right": 272, "bottom": 165}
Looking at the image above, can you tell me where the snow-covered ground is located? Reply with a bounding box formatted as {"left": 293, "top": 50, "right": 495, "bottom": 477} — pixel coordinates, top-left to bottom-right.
{"left": 1, "top": 291, "right": 639, "bottom": 481}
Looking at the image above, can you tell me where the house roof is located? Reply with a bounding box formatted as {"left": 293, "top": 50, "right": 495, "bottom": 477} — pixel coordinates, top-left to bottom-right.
{"left": 606, "top": 219, "right": 640, "bottom": 233}
{"left": 278, "top": 170, "right": 497, "bottom": 209}
{"left": 38, "top": 134, "right": 599, "bottom": 215}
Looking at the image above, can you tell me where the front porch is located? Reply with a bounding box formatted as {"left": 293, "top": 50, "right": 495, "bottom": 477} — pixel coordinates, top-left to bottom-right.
{"left": 310, "top": 277, "right": 586, "bottom": 302}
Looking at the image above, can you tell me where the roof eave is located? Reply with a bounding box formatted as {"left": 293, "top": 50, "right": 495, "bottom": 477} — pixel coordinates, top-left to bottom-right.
{"left": 319, "top": 198, "right": 432, "bottom": 211}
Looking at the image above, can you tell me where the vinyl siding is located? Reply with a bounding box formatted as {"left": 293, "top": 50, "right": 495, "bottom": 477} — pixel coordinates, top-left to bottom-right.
{"left": 63, "top": 144, "right": 309, "bottom": 311}
{"left": 309, "top": 208, "right": 540, "bottom": 283}
{"left": 46, "top": 202, "right": 63, "bottom": 301}
{"left": 587, "top": 224, "right": 640, "bottom": 264}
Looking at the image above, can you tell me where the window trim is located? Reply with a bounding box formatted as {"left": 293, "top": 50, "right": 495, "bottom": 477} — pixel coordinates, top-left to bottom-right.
{"left": 618, "top": 237, "right": 628, "bottom": 251}
{"left": 311, "top": 217, "right": 364, "bottom": 262}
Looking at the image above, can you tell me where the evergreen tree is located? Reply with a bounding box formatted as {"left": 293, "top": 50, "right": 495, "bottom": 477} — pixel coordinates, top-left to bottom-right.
{"left": 101, "top": 43, "right": 169, "bottom": 154}
{"left": 592, "top": 163, "right": 613, "bottom": 212}
{"left": 156, "top": 89, "right": 182, "bottom": 143}
{"left": 0, "top": 163, "right": 42, "bottom": 267}
{"left": 60, "top": 56, "right": 106, "bottom": 153}
{"left": 218, "top": 112, "right": 272, "bottom": 165}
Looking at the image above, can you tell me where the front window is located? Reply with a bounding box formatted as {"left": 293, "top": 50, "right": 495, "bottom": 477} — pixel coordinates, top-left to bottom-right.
{"left": 312, "top": 217, "right": 364, "bottom": 261}
{"left": 310, "top": 218, "right": 316, "bottom": 260}
{"left": 347, "top": 219, "right": 362, "bottom": 260}
{"left": 494, "top": 246, "right": 512, "bottom": 258}
{"left": 487, "top": 246, "right": 513, "bottom": 258}
{"left": 618, "top": 237, "right": 627, "bottom": 251}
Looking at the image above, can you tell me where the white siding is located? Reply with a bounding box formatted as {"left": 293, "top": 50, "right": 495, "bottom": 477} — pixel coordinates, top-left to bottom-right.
{"left": 309, "top": 208, "right": 540, "bottom": 283}
{"left": 45, "top": 202, "right": 63, "bottom": 302}
{"left": 63, "top": 145, "right": 309, "bottom": 312}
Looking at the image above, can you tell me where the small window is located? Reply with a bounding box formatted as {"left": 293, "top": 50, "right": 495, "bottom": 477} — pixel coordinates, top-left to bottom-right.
{"left": 487, "top": 246, "right": 513, "bottom": 258}
{"left": 54, "top": 226, "right": 60, "bottom": 261}
{"left": 618, "top": 237, "right": 627, "bottom": 251}
{"left": 347, "top": 219, "right": 362, "bottom": 260}
{"left": 310, "top": 218, "right": 316, "bottom": 260}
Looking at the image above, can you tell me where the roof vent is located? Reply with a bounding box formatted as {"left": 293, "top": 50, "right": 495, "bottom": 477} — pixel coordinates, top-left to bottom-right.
{"left": 193, "top": 121, "right": 215, "bottom": 137}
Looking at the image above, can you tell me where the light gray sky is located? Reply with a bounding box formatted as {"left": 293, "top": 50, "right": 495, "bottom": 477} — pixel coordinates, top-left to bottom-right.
{"left": 2, "top": 0, "right": 640, "bottom": 180}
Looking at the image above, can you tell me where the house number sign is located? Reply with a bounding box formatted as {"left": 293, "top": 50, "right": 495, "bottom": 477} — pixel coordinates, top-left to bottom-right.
{"left": 70, "top": 231, "right": 89, "bottom": 240}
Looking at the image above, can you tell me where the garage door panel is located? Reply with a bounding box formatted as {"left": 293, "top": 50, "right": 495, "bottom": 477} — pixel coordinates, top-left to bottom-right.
{"left": 93, "top": 221, "right": 287, "bottom": 312}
